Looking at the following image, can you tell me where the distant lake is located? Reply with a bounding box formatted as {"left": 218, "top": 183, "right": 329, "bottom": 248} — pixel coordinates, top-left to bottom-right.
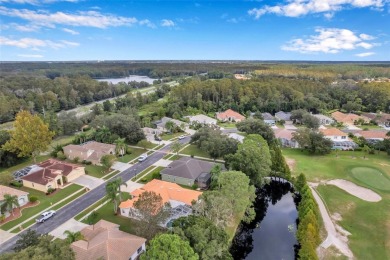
{"left": 96, "top": 75, "right": 157, "bottom": 84}
{"left": 230, "top": 181, "right": 298, "bottom": 260}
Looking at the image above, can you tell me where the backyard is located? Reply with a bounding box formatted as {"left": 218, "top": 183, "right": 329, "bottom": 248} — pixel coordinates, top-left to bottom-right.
{"left": 282, "top": 148, "right": 390, "bottom": 259}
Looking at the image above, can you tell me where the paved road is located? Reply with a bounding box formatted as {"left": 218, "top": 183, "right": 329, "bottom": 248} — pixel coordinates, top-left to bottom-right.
{"left": 0, "top": 137, "right": 190, "bottom": 254}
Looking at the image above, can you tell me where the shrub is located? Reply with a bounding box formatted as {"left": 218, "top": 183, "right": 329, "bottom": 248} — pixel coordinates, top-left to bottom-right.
{"left": 126, "top": 147, "right": 133, "bottom": 154}
{"left": 85, "top": 161, "right": 92, "bottom": 165}
{"left": 10, "top": 181, "right": 23, "bottom": 188}
{"left": 29, "top": 196, "right": 38, "bottom": 203}
{"left": 191, "top": 183, "right": 198, "bottom": 190}
{"left": 57, "top": 151, "right": 66, "bottom": 160}
{"left": 190, "top": 154, "right": 194, "bottom": 158}
{"left": 152, "top": 171, "right": 161, "bottom": 180}
{"left": 73, "top": 157, "right": 80, "bottom": 163}
{"left": 46, "top": 188, "right": 56, "bottom": 195}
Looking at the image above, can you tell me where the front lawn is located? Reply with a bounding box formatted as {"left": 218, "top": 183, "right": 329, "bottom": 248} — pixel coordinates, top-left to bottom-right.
{"left": 117, "top": 148, "right": 145, "bottom": 163}
{"left": 139, "top": 166, "right": 164, "bottom": 183}
{"left": 1, "top": 184, "right": 83, "bottom": 231}
{"left": 181, "top": 144, "right": 211, "bottom": 159}
{"left": 85, "top": 165, "right": 107, "bottom": 178}
{"left": 217, "top": 122, "right": 237, "bottom": 129}
{"left": 160, "top": 132, "right": 184, "bottom": 141}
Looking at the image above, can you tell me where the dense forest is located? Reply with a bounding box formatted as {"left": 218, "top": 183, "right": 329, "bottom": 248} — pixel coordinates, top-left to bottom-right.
{"left": 1, "top": 62, "right": 390, "bottom": 123}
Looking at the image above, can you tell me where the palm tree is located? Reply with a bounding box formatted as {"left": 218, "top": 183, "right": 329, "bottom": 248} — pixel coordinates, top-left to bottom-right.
{"left": 112, "top": 177, "right": 128, "bottom": 202}
{"left": 78, "top": 132, "right": 87, "bottom": 144}
{"left": 63, "top": 230, "right": 84, "bottom": 243}
{"left": 114, "top": 138, "right": 127, "bottom": 157}
{"left": 96, "top": 126, "right": 111, "bottom": 143}
{"left": 105, "top": 181, "right": 119, "bottom": 214}
{"left": 165, "top": 121, "right": 175, "bottom": 133}
{"left": 3, "top": 194, "right": 19, "bottom": 216}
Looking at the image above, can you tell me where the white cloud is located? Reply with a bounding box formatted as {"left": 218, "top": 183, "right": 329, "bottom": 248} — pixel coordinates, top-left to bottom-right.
{"left": 17, "top": 54, "right": 44, "bottom": 58}
{"left": 139, "top": 19, "right": 156, "bottom": 28}
{"left": 0, "top": 36, "right": 79, "bottom": 49}
{"left": 2, "top": 23, "right": 40, "bottom": 32}
{"left": 0, "top": 0, "right": 78, "bottom": 4}
{"left": 0, "top": 7, "right": 141, "bottom": 28}
{"left": 355, "top": 52, "right": 375, "bottom": 57}
{"left": 161, "top": 19, "right": 175, "bottom": 27}
{"left": 249, "top": 0, "right": 385, "bottom": 18}
{"left": 281, "top": 28, "right": 376, "bottom": 54}
{"left": 62, "top": 28, "right": 79, "bottom": 35}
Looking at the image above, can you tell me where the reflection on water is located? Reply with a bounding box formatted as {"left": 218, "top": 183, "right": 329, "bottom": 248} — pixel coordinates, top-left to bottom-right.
{"left": 230, "top": 181, "right": 299, "bottom": 260}
{"left": 96, "top": 75, "right": 157, "bottom": 84}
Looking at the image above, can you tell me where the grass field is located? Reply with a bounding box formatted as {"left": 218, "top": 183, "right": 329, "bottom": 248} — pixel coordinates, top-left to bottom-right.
{"left": 117, "top": 148, "right": 145, "bottom": 163}
{"left": 181, "top": 144, "right": 211, "bottom": 158}
{"left": 282, "top": 148, "right": 390, "bottom": 259}
{"left": 85, "top": 165, "right": 107, "bottom": 178}
{"left": 160, "top": 132, "right": 184, "bottom": 141}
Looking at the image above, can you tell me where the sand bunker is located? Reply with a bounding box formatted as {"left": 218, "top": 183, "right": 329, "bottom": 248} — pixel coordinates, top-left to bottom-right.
{"left": 327, "top": 179, "right": 382, "bottom": 202}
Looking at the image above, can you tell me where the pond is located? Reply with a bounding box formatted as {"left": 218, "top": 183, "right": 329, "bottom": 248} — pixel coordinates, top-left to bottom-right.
{"left": 96, "top": 75, "right": 157, "bottom": 84}
{"left": 230, "top": 181, "right": 299, "bottom": 260}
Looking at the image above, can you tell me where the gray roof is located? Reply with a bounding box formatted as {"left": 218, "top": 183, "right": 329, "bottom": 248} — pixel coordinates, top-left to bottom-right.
{"left": 313, "top": 114, "right": 334, "bottom": 121}
{"left": 160, "top": 157, "right": 215, "bottom": 180}
{"left": 262, "top": 113, "right": 275, "bottom": 120}
{"left": 155, "top": 117, "right": 187, "bottom": 128}
{"left": 275, "top": 111, "right": 291, "bottom": 121}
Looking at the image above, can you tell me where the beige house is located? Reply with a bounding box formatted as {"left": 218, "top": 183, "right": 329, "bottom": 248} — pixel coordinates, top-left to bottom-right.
{"left": 71, "top": 220, "right": 146, "bottom": 260}
{"left": 0, "top": 185, "right": 29, "bottom": 216}
{"left": 63, "top": 141, "right": 116, "bottom": 165}
{"left": 22, "top": 159, "right": 85, "bottom": 192}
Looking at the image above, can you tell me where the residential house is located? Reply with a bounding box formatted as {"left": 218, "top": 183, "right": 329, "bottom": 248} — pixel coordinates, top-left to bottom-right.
{"left": 160, "top": 157, "right": 215, "bottom": 189}
{"left": 331, "top": 111, "right": 370, "bottom": 126}
{"left": 71, "top": 220, "right": 146, "bottom": 260}
{"left": 355, "top": 130, "right": 389, "bottom": 142}
{"left": 188, "top": 114, "right": 217, "bottom": 126}
{"left": 375, "top": 113, "right": 390, "bottom": 128}
{"left": 0, "top": 185, "right": 29, "bottom": 216}
{"left": 63, "top": 141, "right": 116, "bottom": 165}
{"left": 313, "top": 114, "right": 335, "bottom": 125}
{"left": 361, "top": 113, "right": 377, "bottom": 121}
{"left": 320, "top": 128, "right": 356, "bottom": 150}
{"left": 21, "top": 159, "right": 85, "bottom": 192}
{"left": 275, "top": 111, "right": 291, "bottom": 122}
{"left": 228, "top": 133, "right": 245, "bottom": 143}
{"left": 216, "top": 109, "right": 245, "bottom": 122}
{"left": 262, "top": 113, "right": 276, "bottom": 126}
{"left": 154, "top": 117, "right": 187, "bottom": 132}
{"left": 142, "top": 127, "right": 163, "bottom": 136}
{"left": 274, "top": 129, "right": 299, "bottom": 148}
{"left": 119, "top": 180, "right": 202, "bottom": 224}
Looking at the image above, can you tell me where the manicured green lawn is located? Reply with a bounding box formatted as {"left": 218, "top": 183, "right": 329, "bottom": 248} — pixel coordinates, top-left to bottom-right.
{"left": 283, "top": 148, "right": 390, "bottom": 259}
{"left": 135, "top": 140, "right": 158, "bottom": 149}
{"left": 181, "top": 144, "right": 211, "bottom": 158}
{"left": 117, "top": 148, "right": 145, "bottom": 163}
{"left": 1, "top": 184, "right": 83, "bottom": 230}
{"left": 160, "top": 132, "right": 184, "bottom": 141}
{"left": 217, "top": 122, "right": 237, "bottom": 129}
{"left": 85, "top": 165, "right": 107, "bottom": 178}
{"left": 350, "top": 167, "right": 390, "bottom": 191}
{"left": 139, "top": 166, "right": 164, "bottom": 183}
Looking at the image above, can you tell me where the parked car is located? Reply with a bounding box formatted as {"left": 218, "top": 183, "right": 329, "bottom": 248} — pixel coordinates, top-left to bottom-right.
{"left": 178, "top": 135, "right": 186, "bottom": 140}
{"left": 36, "top": 210, "right": 56, "bottom": 223}
{"left": 138, "top": 153, "right": 148, "bottom": 162}
{"left": 154, "top": 135, "right": 162, "bottom": 141}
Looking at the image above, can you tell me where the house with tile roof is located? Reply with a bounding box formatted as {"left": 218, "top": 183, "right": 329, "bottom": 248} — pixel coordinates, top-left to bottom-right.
{"left": 0, "top": 185, "right": 29, "bottom": 216}
{"left": 355, "top": 130, "right": 390, "bottom": 141}
{"left": 188, "top": 114, "right": 217, "bottom": 126}
{"left": 21, "top": 159, "right": 85, "bottom": 192}
{"left": 261, "top": 113, "right": 276, "bottom": 126}
{"left": 71, "top": 220, "right": 146, "bottom": 260}
{"left": 63, "top": 141, "right": 116, "bottom": 165}
{"left": 160, "top": 157, "right": 215, "bottom": 189}
{"left": 320, "top": 128, "right": 357, "bottom": 150}
{"left": 216, "top": 109, "right": 245, "bottom": 122}
{"left": 119, "top": 179, "right": 202, "bottom": 222}
{"left": 274, "top": 129, "right": 299, "bottom": 148}
{"left": 331, "top": 111, "right": 370, "bottom": 126}
{"left": 313, "top": 114, "right": 335, "bottom": 125}
{"left": 275, "top": 111, "right": 292, "bottom": 122}
{"left": 154, "top": 117, "right": 188, "bottom": 132}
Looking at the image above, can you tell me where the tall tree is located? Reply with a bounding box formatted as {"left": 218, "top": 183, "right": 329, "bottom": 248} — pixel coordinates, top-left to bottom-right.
{"left": 170, "top": 140, "right": 183, "bottom": 155}
{"left": 173, "top": 216, "right": 232, "bottom": 260}
{"left": 100, "top": 154, "right": 116, "bottom": 170}
{"left": 63, "top": 230, "right": 84, "bottom": 244}
{"left": 140, "top": 234, "right": 199, "bottom": 260}
{"left": 3, "top": 194, "right": 20, "bottom": 216}
{"left": 165, "top": 120, "right": 175, "bottom": 133}
{"left": 105, "top": 181, "right": 119, "bottom": 214}
{"left": 269, "top": 141, "right": 291, "bottom": 180}
{"left": 131, "top": 191, "right": 170, "bottom": 239}
{"left": 292, "top": 128, "right": 332, "bottom": 155}
{"left": 111, "top": 177, "right": 127, "bottom": 202}
{"left": 114, "top": 138, "right": 127, "bottom": 157}
{"left": 95, "top": 126, "right": 111, "bottom": 143}
{"left": 302, "top": 114, "right": 320, "bottom": 129}
{"left": 225, "top": 134, "right": 271, "bottom": 186}
{"left": 3, "top": 110, "right": 54, "bottom": 162}
{"left": 236, "top": 119, "right": 275, "bottom": 144}
{"left": 13, "top": 229, "right": 41, "bottom": 252}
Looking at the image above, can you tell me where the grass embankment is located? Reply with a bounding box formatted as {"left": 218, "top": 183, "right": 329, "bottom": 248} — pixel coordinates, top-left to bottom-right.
{"left": 282, "top": 148, "right": 390, "bottom": 259}
{"left": 0, "top": 184, "right": 83, "bottom": 231}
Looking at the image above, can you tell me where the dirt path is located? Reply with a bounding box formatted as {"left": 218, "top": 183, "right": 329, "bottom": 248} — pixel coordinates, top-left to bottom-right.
{"left": 308, "top": 183, "right": 354, "bottom": 259}
{"left": 327, "top": 179, "right": 381, "bottom": 202}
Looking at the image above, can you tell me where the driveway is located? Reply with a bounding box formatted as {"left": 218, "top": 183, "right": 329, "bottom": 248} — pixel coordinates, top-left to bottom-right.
{"left": 49, "top": 218, "right": 88, "bottom": 240}
{"left": 0, "top": 230, "right": 15, "bottom": 244}
{"left": 112, "top": 162, "right": 132, "bottom": 172}
{"left": 71, "top": 175, "right": 104, "bottom": 190}
{"left": 121, "top": 181, "right": 144, "bottom": 193}
{"left": 153, "top": 159, "right": 172, "bottom": 167}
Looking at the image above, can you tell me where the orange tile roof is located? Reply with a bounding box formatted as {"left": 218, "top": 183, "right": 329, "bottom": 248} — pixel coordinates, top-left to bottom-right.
{"left": 119, "top": 179, "right": 202, "bottom": 209}
{"left": 216, "top": 109, "right": 245, "bottom": 121}
{"left": 331, "top": 111, "right": 368, "bottom": 124}
{"left": 320, "top": 128, "right": 348, "bottom": 137}
{"left": 356, "top": 130, "right": 389, "bottom": 139}
{"left": 0, "top": 185, "right": 28, "bottom": 200}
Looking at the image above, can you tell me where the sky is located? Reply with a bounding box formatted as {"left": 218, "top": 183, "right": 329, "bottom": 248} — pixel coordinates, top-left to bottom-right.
{"left": 0, "top": 0, "right": 389, "bottom": 61}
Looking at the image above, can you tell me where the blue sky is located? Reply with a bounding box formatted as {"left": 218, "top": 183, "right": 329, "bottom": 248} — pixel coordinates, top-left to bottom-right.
{"left": 0, "top": 0, "right": 389, "bottom": 61}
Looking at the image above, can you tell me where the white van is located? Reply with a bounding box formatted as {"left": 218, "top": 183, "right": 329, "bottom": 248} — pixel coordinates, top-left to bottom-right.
{"left": 138, "top": 153, "right": 148, "bottom": 162}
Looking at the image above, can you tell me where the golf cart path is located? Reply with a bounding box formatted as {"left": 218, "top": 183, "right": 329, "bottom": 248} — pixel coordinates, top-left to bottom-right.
{"left": 308, "top": 183, "right": 354, "bottom": 259}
